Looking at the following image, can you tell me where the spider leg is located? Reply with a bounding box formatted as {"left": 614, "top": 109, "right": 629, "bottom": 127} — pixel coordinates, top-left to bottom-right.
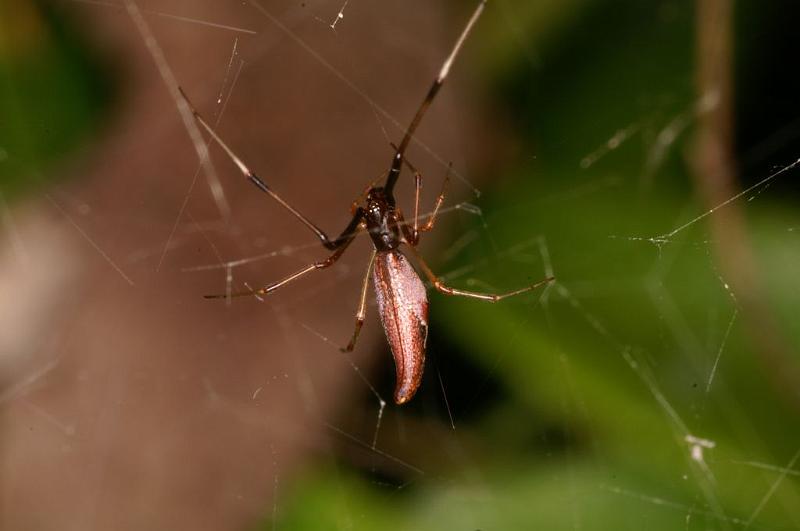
{"left": 204, "top": 220, "right": 363, "bottom": 300}
{"left": 385, "top": 0, "right": 486, "bottom": 195}
{"left": 388, "top": 162, "right": 449, "bottom": 248}
{"left": 416, "top": 165, "right": 450, "bottom": 237}
{"left": 390, "top": 146, "right": 450, "bottom": 245}
{"left": 405, "top": 244, "right": 555, "bottom": 302}
{"left": 179, "top": 87, "right": 360, "bottom": 251}
{"left": 341, "top": 250, "right": 377, "bottom": 352}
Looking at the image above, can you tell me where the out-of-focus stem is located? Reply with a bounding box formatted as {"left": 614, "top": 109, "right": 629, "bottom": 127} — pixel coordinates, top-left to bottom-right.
{"left": 692, "top": 0, "right": 800, "bottom": 408}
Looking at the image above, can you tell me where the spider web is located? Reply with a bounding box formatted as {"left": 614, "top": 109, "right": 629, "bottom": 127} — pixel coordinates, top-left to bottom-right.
{"left": 1, "top": 1, "right": 799, "bottom": 530}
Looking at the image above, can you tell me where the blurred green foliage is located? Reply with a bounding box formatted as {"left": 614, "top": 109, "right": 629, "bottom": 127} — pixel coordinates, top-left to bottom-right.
{"left": 0, "top": 0, "right": 113, "bottom": 199}
{"left": 271, "top": 0, "right": 800, "bottom": 529}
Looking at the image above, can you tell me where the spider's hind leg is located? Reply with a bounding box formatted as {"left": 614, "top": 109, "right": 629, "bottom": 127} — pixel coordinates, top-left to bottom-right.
{"left": 405, "top": 244, "right": 555, "bottom": 302}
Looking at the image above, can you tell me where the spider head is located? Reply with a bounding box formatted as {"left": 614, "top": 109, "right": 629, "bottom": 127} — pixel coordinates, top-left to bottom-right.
{"left": 365, "top": 186, "right": 394, "bottom": 215}
{"left": 366, "top": 186, "right": 388, "bottom": 203}
{"left": 364, "top": 186, "right": 401, "bottom": 250}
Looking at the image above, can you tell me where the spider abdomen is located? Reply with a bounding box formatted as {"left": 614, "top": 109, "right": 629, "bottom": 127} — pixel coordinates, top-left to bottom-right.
{"left": 372, "top": 250, "right": 429, "bottom": 404}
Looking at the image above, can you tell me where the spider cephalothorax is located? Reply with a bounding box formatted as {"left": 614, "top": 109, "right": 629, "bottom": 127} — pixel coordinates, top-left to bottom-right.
{"left": 364, "top": 187, "right": 402, "bottom": 252}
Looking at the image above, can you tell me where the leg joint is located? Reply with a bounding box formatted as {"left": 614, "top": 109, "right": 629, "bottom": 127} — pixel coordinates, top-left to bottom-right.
{"left": 316, "top": 256, "right": 338, "bottom": 268}
{"left": 434, "top": 281, "right": 450, "bottom": 294}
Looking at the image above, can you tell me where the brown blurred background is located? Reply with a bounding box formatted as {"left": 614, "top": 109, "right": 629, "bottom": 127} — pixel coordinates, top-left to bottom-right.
{"left": 0, "top": 1, "right": 486, "bottom": 528}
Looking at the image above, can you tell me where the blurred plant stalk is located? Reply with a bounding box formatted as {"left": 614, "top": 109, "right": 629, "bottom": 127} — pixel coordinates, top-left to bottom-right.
{"left": 691, "top": 0, "right": 800, "bottom": 408}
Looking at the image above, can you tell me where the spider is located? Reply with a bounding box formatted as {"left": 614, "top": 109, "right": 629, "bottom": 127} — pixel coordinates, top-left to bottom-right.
{"left": 181, "top": 0, "right": 553, "bottom": 404}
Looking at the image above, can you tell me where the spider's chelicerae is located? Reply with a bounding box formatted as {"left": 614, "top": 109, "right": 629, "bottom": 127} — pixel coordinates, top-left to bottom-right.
{"left": 182, "top": 0, "right": 553, "bottom": 404}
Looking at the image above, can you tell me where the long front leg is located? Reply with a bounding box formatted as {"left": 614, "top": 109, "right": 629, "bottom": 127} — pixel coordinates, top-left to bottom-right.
{"left": 180, "top": 87, "right": 361, "bottom": 251}
{"left": 384, "top": 1, "right": 487, "bottom": 195}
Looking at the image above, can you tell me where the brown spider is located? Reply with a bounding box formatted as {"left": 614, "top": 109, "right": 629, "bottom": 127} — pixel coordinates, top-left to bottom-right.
{"left": 181, "top": 0, "right": 553, "bottom": 404}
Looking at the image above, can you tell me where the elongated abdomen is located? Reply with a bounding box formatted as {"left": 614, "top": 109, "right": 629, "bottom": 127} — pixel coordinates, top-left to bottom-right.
{"left": 373, "top": 250, "right": 429, "bottom": 404}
